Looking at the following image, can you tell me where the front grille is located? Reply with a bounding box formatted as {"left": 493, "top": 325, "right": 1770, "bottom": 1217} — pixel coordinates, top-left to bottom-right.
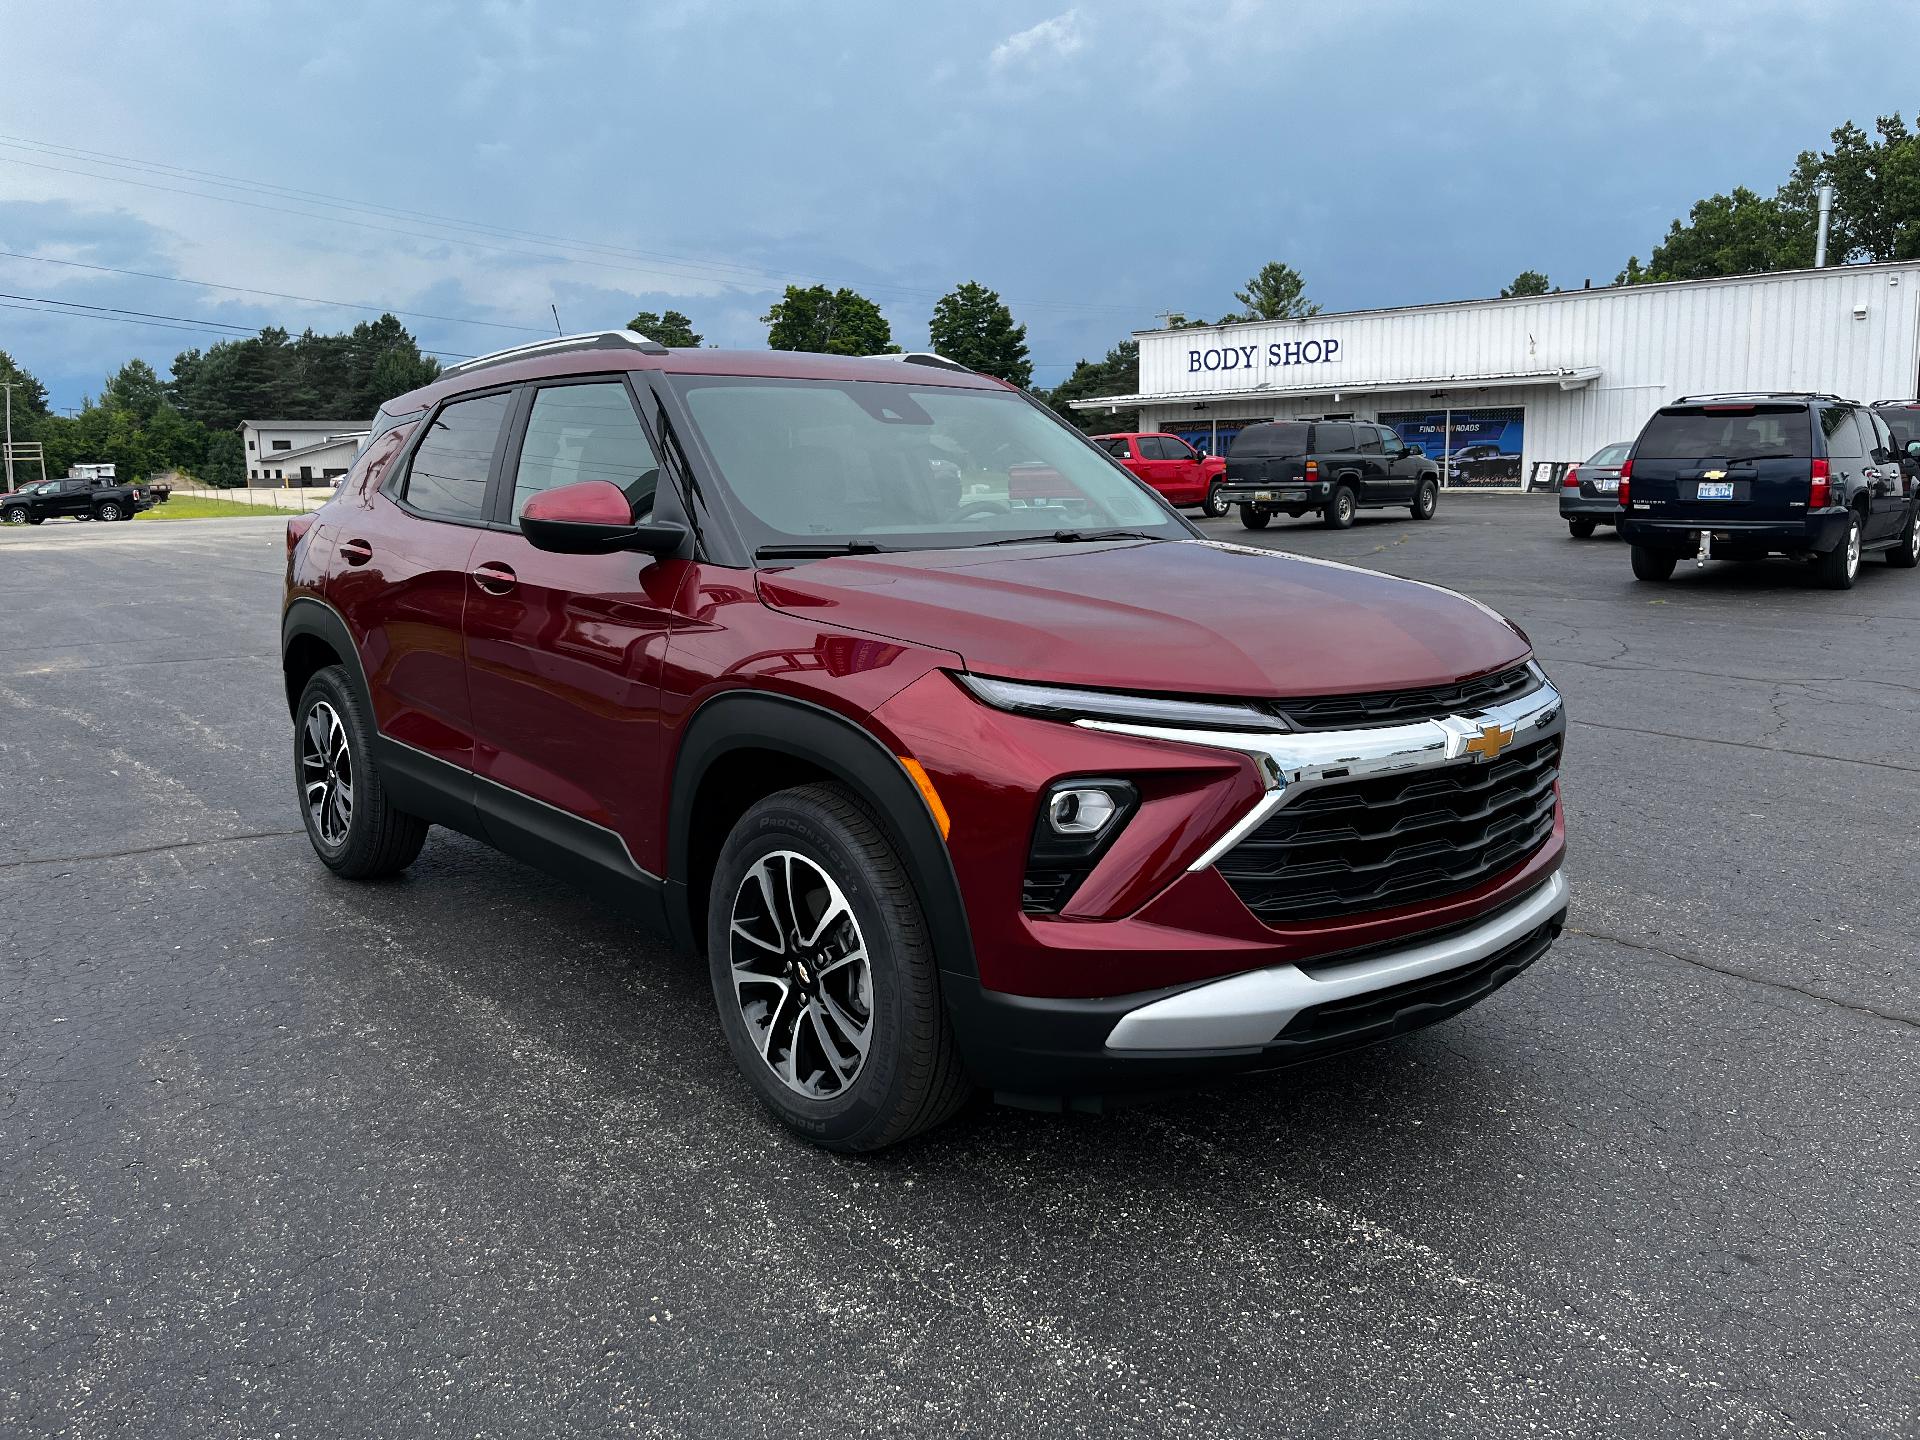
{"left": 1216, "top": 736, "right": 1560, "bottom": 924}
{"left": 1268, "top": 664, "right": 1536, "bottom": 731}
{"left": 1022, "top": 869, "right": 1079, "bottom": 914}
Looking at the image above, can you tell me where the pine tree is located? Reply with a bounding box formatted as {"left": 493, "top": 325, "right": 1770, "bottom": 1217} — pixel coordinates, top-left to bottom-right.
{"left": 927, "top": 282, "right": 1032, "bottom": 387}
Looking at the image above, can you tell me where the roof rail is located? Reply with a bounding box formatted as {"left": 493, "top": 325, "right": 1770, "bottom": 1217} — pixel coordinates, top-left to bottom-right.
{"left": 1672, "top": 391, "right": 1849, "bottom": 404}
{"left": 440, "top": 329, "right": 669, "bottom": 379}
{"left": 863, "top": 351, "right": 973, "bottom": 374}
{"left": 1872, "top": 397, "right": 1920, "bottom": 406}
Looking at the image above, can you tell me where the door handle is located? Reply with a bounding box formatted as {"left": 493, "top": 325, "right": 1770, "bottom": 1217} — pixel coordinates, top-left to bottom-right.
{"left": 472, "top": 561, "right": 517, "bottom": 595}
{"left": 339, "top": 538, "right": 373, "bottom": 565}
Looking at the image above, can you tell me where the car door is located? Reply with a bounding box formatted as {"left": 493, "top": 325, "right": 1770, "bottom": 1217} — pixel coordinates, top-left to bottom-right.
{"left": 462, "top": 375, "right": 688, "bottom": 883}
{"left": 55, "top": 480, "right": 92, "bottom": 518}
{"left": 1861, "top": 409, "right": 1905, "bottom": 539}
{"left": 1350, "top": 425, "right": 1389, "bottom": 502}
{"left": 334, "top": 387, "right": 513, "bottom": 771}
{"left": 1377, "top": 425, "right": 1420, "bottom": 500}
{"left": 1154, "top": 434, "right": 1207, "bottom": 504}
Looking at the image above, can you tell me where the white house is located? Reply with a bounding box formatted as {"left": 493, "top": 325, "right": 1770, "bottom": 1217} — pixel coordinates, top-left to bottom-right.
{"left": 241, "top": 419, "right": 368, "bottom": 486}
{"left": 1073, "top": 260, "right": 1920, "bottom": 491}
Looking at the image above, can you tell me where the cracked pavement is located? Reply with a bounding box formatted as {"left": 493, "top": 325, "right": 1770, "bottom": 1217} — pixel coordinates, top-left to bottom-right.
{"left": 1, "top": 502, "right": 1915, "bottom": 1437}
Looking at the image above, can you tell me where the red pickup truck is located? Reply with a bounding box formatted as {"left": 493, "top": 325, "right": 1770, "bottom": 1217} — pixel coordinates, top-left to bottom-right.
{"left": 1094, "top": 432, "right": 1228, "bottom": 516}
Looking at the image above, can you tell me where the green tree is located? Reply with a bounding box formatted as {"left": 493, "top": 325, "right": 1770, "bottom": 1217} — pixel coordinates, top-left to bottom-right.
{"left": 201, "top": 430, "right": 245, "bottom": 489}
{"left": 101, "top": 358, "right": 168, "bottom": 423}
{"left": 927, "top": 281, "right": 1032, "bottom": 387}
{"left": 762, "top": 285, "right": 898, "bottom": 355}
{"left": 1501, "top": 270, "right": 1552, "bottom": 298}
{"left": 0, "top": 349, "right": 51, "bottom": 420}
{"left": 1226, "top": 261, "right": 1319, "bottom": 321}
{"left": 1779, "top": 114, "right": 1920, "bottom": 265}
{"left": 1633, "top": 187, "right": 1801, "bottom": 282}
{"left": 628, "top": 309, "right": 702, "bottom": 347}
{"left": 367, "top": 347, "right": 441, "bottom": 410}
{"left": 1040, "top": 339, "right": 1139, "bottom": 433}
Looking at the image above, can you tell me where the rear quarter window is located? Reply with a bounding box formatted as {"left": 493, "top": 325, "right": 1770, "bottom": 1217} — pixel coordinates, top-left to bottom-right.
{"left": 1637, "top": 406, "right": 1811, "bottom": 460}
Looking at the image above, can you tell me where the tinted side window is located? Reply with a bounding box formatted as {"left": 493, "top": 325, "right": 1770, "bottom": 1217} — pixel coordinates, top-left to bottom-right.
{"left": 1822, "top": 406, "right": 1864, "bottom": 460}
{"left": 1878, "top": 408, "right": 1920, "bottom": 449}
{"left": 1155, "top": 435, "right": 1195, "bottom": 461}
{"left": 400, "top": 391, "right": 511, "bottom": 522}
{"left": 512, "top": 382, "right": 661, "bottom": 520}
{"left": 1316, "top": 423, "right": 1355, "bottom": 452}
{"left": 1098, "top": 438, "right": 1132, "bottom": 459}
{"left": 1352, "top": 428, "right": 1383, "bottom": 456}
{"left": 1138, "top": 436, "right": 1171, "bottom": 460}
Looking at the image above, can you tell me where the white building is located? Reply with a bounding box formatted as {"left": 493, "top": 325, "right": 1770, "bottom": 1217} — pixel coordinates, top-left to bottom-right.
{"left": 1073, "top": 260, "right": 1920, "bottom": 490}
{"left": 241, "top": 419, "right": 368, "bottom": 487}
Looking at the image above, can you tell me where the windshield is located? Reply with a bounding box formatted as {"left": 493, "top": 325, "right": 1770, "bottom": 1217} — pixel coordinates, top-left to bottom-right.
{"left": 668, "top": 376, "right": 1187, "bottom": 553}
{"left": 1637, "top": 406, "right": 1811, "bottom": 461}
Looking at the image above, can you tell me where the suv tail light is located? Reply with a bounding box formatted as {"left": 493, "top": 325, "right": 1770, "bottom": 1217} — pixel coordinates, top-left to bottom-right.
{"left": 287, "top": 514, "right": 315, "bottom": 553}
{"left": 1617, "top": 458, "right": 1632, "bottom": 507}
{"left": 1303, "top": 459, "right": 1319, "bottom": 481}
{"left": 1810, "top": 457, "right": 1831, "bottom": 508}
{"left": 1562, "top": 466, "right": 1580, "bottom": 489}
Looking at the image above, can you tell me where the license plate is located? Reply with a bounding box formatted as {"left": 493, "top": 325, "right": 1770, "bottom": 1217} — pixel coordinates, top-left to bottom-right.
{"left": 1254, "top": 490, "right": 1274, "bottom": 501}
{"left": 1697, "top": 481, "right": 1734, "bottom": 500}
{"left": 1594, "top": 478, "right": 1618, "bottom": 492}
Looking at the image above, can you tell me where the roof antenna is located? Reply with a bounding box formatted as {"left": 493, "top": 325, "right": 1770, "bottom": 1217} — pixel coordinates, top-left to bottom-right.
{"left": 550, "top": 303, "right": 563, "bottom": 336}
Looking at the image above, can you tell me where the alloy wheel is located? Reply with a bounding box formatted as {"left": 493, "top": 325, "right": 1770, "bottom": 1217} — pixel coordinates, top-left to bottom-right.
{"left": 1338, "top": 491, "right": 1355, "bottom": 523}
{"left": 300, "top": 700, "right": 354, "bottom": 846}
{"left": 98, "top": 503, "right": 121, "bottom": 521}
{"left": 1847, "top": 521, "right": 1861, "bottom": 579}
{"left": 728, "top": 850, "right": 873, "bottom": 1098}
{"left": 3, "top": 509, "right": 25, "bottom": 525}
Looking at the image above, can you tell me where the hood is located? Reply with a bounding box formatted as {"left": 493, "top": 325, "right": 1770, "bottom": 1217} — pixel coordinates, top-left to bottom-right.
{"left": 755, "top": 538, "right": 1529, "bottom": 697}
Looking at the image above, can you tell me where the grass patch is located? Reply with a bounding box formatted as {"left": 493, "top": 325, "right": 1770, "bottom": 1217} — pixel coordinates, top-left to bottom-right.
{"left": 136, "top": 496, "right": 309, "bottom": 521}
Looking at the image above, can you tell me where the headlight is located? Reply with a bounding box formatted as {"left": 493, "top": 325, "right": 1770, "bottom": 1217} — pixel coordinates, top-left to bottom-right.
{"left": 956, "top": 673, "right": 1271, "bottom": 732}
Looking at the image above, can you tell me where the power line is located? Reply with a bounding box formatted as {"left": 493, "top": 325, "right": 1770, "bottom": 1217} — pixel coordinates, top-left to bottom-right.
{"left": 0, "top": 291, "right": 474, "bottom": 358}
{"left": 0, "top": 135, "right": 1144, "bottom": 317}
{"left": 0, "top": 249, "right": 551, "bottom": 334}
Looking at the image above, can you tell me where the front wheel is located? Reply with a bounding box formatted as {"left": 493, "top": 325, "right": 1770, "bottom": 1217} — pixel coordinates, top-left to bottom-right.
{"left": 1410, "top": 480, "right": 1438, "bottom": 521}
{"left": 1630, "top": 545, "right": 1676, "bottom": 582}
{"left": 294, "top": 666, "right": 428, "bottom": 877}
{"left": 1568, "top": 517, "right": 1597, "bottom": 539}
{"left": 1201, "top": 483, "right": 1229, "bottom": 519}
{"left": 1815, "top": 511, "right": 1862, "bottom": 590}
{"left": 1238, "top": 504, "right": 1270, "bottom": 530}
{"left": 1, "top": 506, "right": 27, "bottom": 526}
{"left": 708, "top": 784, "right": 969, "bottom": 1152}
{"left": 1323, "top": 485, "right": 1357, "bottom": 529}
{"left": 1886, "top": 507, "right": 1919, "bottom": 569}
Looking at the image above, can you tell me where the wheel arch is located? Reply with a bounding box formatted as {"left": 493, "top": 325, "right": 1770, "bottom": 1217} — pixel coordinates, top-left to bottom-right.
{"left": 666, "top": 691, "right": 976, "bottom": 981}
{"left": 282, "top": 596, "right": 373, "bottom": 720}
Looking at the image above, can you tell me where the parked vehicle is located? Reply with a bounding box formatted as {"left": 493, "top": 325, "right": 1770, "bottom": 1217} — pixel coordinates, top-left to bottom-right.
{"left": 1618, "top": 393, "right": 1918, "bottom": 588}
{"left": 1870, "top": 400, "right": 1920, "bottom": 482}
{"left": 282, "top": 333, "right": 1569, "bottom": 1151}
{"left": 1559, "top": 441, "right": 1631, "bottom": 537}
{"left": 1092, "top": 432, "right": 1227, "bottom": 516}
{"left": 0, "top": 475, "right": 147, "bottom": 524}
{"left": 1219, "top": 419, "right": 1441, "bottom": 529}
{"left": 146, "top": 478, "right": 172, "bottom": 504}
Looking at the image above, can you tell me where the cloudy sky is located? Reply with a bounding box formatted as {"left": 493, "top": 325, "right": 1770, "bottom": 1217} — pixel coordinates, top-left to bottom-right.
{"left": 0, "top": 0, "right": 1911, "bottom": 412}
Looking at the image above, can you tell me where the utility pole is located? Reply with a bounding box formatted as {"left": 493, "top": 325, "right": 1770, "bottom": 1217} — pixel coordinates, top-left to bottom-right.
{"left": 3, "top": 381, "right": 14, "bottom": 494}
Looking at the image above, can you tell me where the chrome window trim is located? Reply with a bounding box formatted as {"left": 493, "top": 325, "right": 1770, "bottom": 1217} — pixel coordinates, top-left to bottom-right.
{"left": 1077, "top": 665, "right": 1564, "bottom": 873}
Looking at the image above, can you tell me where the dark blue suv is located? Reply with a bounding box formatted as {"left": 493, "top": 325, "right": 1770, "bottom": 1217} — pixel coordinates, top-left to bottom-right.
{"left": 1617, "top": 393, "right": 1920, "bottom": 589}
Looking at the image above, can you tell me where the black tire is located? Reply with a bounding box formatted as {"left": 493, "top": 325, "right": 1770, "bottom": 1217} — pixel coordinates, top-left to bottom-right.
{"left": 1201, "top": 483, "right": 1229, "bottom": 520}
{"left": 1323, "top": 484, "right": 1357, "bottom": 529}
{"left": 1, "top": 506, "right": 27, "bottom": 526}
{"left": 1568, "top": 517, "right": 1597, "bottom": 539}
{"left": 93, "top": 501, "right": 122, "bottom": 522}
{"left": 1238, "top": 504, "right": 1270, "bottom": 530}
{"left": 1886, "top": 507, "right": 1919, "bottom": 569}
{"left": 294, "top": 665, "right": 428, "bottom": 878}
{"left": 1630, "top": 545, "right": 1676, "bottom": 582}
{"left": 707, "top": 783, "right": 970, "bottom": 1152}
{"left": 1410, "top": 479, "right": 1438, "bottom": 521}
{"left": 1815, "top": 510, "right": 1863, "bottom": 590}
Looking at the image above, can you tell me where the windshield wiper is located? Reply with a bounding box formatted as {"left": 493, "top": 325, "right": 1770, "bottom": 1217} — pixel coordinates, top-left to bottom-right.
{"left": 1726, "top": 452, "right": 1796, "bottom": 463}
{"left": 753, "top": 540, "right": 892, "bottom": 561}
{"left": 966, "top": 529, "right": 1164, "bottom": 548}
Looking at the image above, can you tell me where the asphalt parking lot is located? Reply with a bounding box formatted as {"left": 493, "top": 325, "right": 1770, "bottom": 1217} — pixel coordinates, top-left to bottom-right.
{"left": 2, "top": 497, "right": 1915, "bottom": 1438}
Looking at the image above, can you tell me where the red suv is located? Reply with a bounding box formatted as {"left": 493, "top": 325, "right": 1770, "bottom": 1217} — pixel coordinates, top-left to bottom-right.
{"left": 1092, "top": 431, "right": 1229, "bottom": 516}
{"left": 283, "top": 334, "right": 1568, "bottom": 1151}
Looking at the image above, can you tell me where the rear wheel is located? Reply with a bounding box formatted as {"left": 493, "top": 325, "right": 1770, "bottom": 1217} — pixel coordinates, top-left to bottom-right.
{"left": 1630, "top": 545, "right": 1676, "bottom": 582}
{"left": 1323, "top": 485, "right": 1357, "bottom": 529}
{"left": 294, "top": 665, "right": 428, "bottom": 878}
{"left": 94, "top": 501, "right": 122, "bottom": 522}
{"left": 1410, "top": 479, "right": 1438, "bottom": 521}
{"left": 708, "top": 783, "right": 969, "bottom": 1152}
{"left": 1886, "top": 507, "right": 1919, "bottom": 569}
{"left": 1568, "top": 517, "right": 1597, "bottom": 539}
{"left": 1815, "top": 511, "right": 1862, "bottom": 590}
{"left": 1238, "top": 504, "right": 1269, "bottom": 530}
{"left": 1201, "top": 483, "right": 1229, "bottom": 519}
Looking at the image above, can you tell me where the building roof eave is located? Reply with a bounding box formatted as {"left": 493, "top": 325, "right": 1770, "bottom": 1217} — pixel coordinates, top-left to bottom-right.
{"left": 1067, "top": 367, "right": 1602, "bottom": 411}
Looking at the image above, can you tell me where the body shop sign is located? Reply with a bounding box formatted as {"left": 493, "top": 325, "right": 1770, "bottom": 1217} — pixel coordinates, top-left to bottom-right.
{"left": 1187, "top": 337, "right": 1341, "bottom": 375}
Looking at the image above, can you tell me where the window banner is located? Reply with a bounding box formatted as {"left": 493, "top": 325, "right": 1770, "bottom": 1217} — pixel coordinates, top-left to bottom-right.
{"left": 1380, "top": 406, "right": 1524, "bottom": 489}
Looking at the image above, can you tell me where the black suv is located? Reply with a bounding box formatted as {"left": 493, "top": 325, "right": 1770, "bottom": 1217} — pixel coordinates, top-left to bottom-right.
{"left": 0, "top": 475, "right": 149, "bottom": 525}
{"left": 1220, "top": 419, "right": 1441, "bottom": 530}
{"left": 1870, "top": 400, "right": 1920, "bottom": 481}
{"left": 1617, "top": 394, "right": 1919, "bottom": 589}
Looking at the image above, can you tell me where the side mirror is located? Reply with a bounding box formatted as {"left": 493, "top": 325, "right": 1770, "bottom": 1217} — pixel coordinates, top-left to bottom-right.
{"left": 1407, "top": 443, "right": 1426, "bottom": 458}
{"left": 1908, "top": 440, "right": 1920, "bottom": 460}
{"left": 518, "top": 480, "right": 685, "bottom": 556}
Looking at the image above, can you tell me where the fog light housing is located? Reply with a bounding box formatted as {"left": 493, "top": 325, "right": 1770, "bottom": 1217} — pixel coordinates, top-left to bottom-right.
{"left": 1024, "top": 778, "right": 1137, "bottom": 915}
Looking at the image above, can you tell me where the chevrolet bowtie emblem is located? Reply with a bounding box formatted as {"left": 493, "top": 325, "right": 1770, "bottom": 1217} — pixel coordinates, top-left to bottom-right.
{"left": 1701, "top": 469, "right": 1727, "bottom": 481}
{"left": 1465, "top": 722, "right": 1514, "bottom": 760}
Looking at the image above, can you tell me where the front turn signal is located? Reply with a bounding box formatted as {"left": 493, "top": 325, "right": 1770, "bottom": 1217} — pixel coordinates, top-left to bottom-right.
{"left": 898, "top": 757, "right": 951, "bottom": 841}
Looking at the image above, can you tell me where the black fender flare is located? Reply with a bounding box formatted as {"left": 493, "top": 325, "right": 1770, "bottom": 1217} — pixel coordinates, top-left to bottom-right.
{"left": 281, "top": 595, "right": 373, "bottom": 718}
{"left": 666, "top": 690, "right": 977, "bottom": 981}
